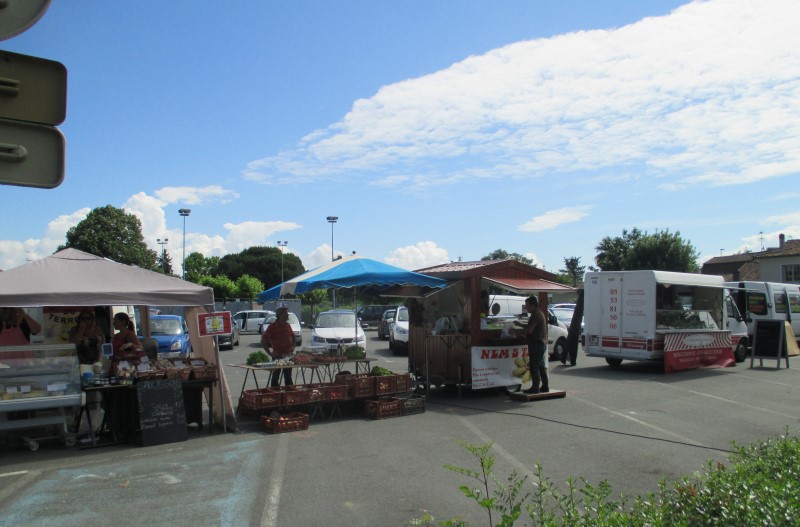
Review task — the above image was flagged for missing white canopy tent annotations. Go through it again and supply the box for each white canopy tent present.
[0,248,236,430]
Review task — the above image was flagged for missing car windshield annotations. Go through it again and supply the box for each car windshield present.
[151,318,182,335]
[265,313,300,325]
[551,309,574,323]
[316,313,356,328]
[397,308,409,322]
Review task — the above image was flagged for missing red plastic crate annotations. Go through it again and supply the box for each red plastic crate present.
[262,412,309,433]
[365,397,403,420]
[347,374,375,398]
[268,386,309,406]
[374,375,397,395]
[241,388,282,409]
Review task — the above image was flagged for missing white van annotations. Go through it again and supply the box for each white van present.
[486,294,569,360]
[725,281,800,352]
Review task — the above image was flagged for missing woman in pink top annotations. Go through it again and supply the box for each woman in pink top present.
[0,307,41,347]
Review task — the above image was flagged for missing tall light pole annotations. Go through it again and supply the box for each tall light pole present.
[179,208,191,279]
[277,240,288,289]
[157,237,169,273]
[327,216,338,308]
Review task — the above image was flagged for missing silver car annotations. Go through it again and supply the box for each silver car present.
[258,311,303,347]
[232,310,274,333]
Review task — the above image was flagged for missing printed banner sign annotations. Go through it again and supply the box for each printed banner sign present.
[197,311,231,337]
[663,331,734,373]
[471,344,530,389]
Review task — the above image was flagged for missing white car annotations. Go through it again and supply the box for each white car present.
[232,310,274,333]
[388,306,410,354]
[258,311,303,347]
[310,310,366,353]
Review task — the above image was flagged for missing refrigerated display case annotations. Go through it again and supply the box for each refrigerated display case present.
[0,344,81,450]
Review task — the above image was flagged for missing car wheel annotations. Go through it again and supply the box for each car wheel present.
[734,340,747,362]
[605,358,623,367]
[551,338,566,362]
[389,334,395,351]
[234,336,239,346]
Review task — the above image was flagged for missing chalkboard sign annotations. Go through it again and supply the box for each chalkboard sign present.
[750,319,788,369]
[136,379,188,447]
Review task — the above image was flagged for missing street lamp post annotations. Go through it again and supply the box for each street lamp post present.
[327,216,338,308]
[277,241,288,291]
[179,208,191,280]
[157,237,169,273]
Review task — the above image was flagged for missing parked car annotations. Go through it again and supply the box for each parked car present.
[550,303,576,309]
[144,314,192,357]
[377,309,395,340]
[310,309,366,353]
[218,319,240,350]
[388,306,409,354]
[258,311,303,347]
[232,310,274,333]
[551,307,584,334]
[356,304,399,329]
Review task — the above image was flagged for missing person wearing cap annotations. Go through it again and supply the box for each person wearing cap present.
[514,295,549,394]
[261,306,295,386]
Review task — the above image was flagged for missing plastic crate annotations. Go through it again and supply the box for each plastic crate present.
[374,375,397,395]
[324,383,348,400]
[305,383,327,403]
[345,374,375,398]
[401,395,426,415]
[269,386,309,406]
[241,388,282,410]
[395,373,412,393]
[365,397,403,420]
[262,412,309,434]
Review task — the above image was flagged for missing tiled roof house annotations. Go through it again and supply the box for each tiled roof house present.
[701,233,800,284]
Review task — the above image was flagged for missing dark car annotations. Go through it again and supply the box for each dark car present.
[377,309,395,340]
[357,304,399,329]
[218,319,240,350]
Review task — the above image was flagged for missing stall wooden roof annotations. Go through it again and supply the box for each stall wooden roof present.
[416,258,569,288]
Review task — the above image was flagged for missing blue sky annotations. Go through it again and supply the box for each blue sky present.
[1,0,798,279]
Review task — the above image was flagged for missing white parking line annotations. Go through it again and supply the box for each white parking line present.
[650,381,800,420]
[260,433,290,527]
[457,415,540,486]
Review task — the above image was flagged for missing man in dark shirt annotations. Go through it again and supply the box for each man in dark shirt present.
[261,306,296,387]
[515,295,549,394]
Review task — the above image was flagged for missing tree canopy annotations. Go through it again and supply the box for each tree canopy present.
[217,246,305,288]
[481,249,534,266]
[559,256,586,286]
[594,228,700,272]
[58,205,158,269]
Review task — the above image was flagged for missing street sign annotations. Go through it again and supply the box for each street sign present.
[0,0,51,42]
[0,118,63,188]
[0,50,66,188]
[198,312,233,337]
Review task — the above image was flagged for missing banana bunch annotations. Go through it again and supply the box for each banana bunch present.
[511,357,531,384]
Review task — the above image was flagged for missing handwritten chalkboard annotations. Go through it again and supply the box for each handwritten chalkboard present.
[750,319,788,369]
[136,379,188,447]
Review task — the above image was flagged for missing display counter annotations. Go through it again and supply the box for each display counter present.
[0,344,81,450]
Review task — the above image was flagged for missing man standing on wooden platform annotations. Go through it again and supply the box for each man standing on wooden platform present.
[515,295,549,394]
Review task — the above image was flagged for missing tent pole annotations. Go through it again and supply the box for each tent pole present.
[214,334,226,433]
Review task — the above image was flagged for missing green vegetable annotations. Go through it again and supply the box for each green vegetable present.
[371,366,393,376]
[246,351,269,365]
[344,345,366,359]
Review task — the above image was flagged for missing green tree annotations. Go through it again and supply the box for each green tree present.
[218,246,304,287]
[559,256,586,287]
[595,228,700,272]
[236,274,265,301]
[58,205,157,268]
[199,274,238,300]
[302,289,328,322]
[157,249,174,275]
[184,252,220,283]
[481,249,534,266]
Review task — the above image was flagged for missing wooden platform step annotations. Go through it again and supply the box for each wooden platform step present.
[509,389,566,402]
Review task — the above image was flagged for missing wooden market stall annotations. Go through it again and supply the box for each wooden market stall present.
[407,259,575,391]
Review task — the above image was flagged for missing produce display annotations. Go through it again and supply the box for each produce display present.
[370,366,393,376]
[246,351,269,365]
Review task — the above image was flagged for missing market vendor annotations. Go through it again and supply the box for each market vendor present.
[261,306,295,387]
[111,312,144,360]
[0,307,42,347]
[69,308,106,352]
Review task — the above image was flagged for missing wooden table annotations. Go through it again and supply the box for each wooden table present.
[227,363,322,399]
[313,357,378,382]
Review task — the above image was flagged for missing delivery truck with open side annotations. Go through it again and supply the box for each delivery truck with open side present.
[583,271,746,369]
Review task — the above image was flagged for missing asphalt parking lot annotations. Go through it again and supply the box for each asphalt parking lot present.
[2,329,799,526]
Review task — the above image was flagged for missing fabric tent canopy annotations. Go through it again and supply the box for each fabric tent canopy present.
[257,254,449,301]
[0,248,214,307]
[0,249,237,431]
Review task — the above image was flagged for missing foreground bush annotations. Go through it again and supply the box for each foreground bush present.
[411,429,800,527]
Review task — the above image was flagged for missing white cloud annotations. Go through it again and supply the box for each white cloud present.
[243,0,800,195]
[155,185,239,205]
[519,206,592,233]
[384,241,450,270]
[222,221,303,254]
[763,212,800,225]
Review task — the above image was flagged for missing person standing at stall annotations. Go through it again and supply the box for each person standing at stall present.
[515,295,549,394]
[261,306,295,387]
[111,312,143,360]
[0,307,42,346]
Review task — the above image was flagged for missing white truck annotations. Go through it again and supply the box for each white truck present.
[584,271,747,367]
[724,281,800,354]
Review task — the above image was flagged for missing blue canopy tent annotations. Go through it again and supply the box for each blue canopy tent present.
[257,254,449,301]
[257,255,449,352]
